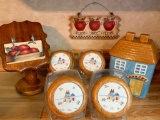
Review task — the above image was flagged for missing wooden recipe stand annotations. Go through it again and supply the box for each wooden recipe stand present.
[0,21,50,95]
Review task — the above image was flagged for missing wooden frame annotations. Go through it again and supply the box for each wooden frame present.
[0,21,50,95]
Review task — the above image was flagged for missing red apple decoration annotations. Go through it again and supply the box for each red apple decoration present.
[89,18,100,31]
[19,49,31,55]
[8,50,18,57]
[74,17,86,31]
[103,18,115,31]
[30,48,39,53]
[17,44,30,51]
[11,46,18,50]
[7,44,40,58]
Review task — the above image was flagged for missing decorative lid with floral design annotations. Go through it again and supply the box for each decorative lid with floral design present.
[91,76,132,118]
[49,50,74,72]
[78,50,105,76]
[46,76,88,119]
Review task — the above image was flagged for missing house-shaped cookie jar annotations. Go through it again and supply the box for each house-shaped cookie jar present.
[109,32,159,98]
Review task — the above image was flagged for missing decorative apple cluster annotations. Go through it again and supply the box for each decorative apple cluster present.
[6,35,40,58]
[6,44,39,58]
[70,15,120,39]
[74,17,115,31]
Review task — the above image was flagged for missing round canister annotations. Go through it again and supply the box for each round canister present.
[46,76,88,119]
[78,50,105,76]
[49,50,74,72]
[91,76,132,118]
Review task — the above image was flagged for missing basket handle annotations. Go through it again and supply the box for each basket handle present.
[77,2,114,17]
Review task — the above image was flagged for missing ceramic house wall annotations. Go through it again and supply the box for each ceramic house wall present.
[109,56,156,98]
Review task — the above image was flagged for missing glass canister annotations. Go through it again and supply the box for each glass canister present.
[45,69,88,120]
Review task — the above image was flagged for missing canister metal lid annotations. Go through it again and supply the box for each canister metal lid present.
[78,50,105,76]
[49,50,74,72]
[91,76,132,118]
[46,76,88,119]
